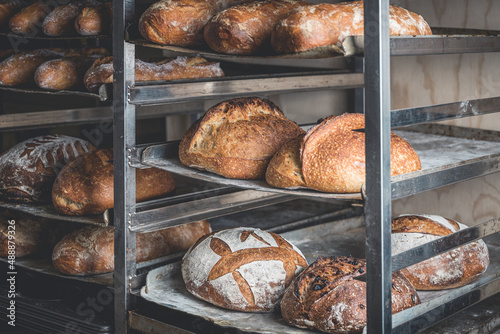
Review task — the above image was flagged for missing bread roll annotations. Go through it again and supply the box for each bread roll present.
[0,49,64,87]
[281,256,420,333]
[271,1,432,54]
[0,135,95,203]
[42,0,98,36]
[74,2,111,36]
[265,113,421,193]
[52,220,212,275]
[204,0,307,55]
[182,227,308,312]
[9,1,50,36]
[52,148,176,216]
[83,55,224,92]
[392,214,490,290]
[179,97,304,179]
[35,56,95,90]
[138,0,252,47]
[0,0,31,26]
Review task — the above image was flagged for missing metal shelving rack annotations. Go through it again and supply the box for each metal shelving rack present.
[112,1,500,334]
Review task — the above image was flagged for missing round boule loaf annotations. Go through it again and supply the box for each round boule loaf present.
[181,227,308,312]
[392,214,490,290]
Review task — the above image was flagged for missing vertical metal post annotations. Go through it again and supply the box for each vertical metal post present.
[113,0,136,332]
[364,0,392,333]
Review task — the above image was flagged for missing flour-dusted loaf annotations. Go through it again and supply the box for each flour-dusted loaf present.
[52,220,211,275]
[204,0,308,55]
[138,0,252,47]
[9,1,50,35]
[0,0,31,26]
[271,1,432,54]
[42,0,100,36]
[266,113,421,193]
[0,135,95,203]
[179,97,304,179]
[52,148,176,215]
[35,55,96,90]
[392,214,490,290]
[281,256,420,333]
[74,1,112,36]
[83,56,224,92]
[182,227,308,312]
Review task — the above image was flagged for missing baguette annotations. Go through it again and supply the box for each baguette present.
[0,0,31,27]
[179,96,305,179]
[138,0,252,47]
[271,1,432,54]
[42,0,99,36]
[74,1,111,36]
[83,55,224,92]
[53,221,212,275]
[35,56,96,90]
[52,148,176,215]
[204,0,308,55]
[9,1,50,36]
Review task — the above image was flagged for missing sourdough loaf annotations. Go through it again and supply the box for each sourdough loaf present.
[271,1,432,54]
[0,135,95,203]
[265,113,421,193]
[138,0,252,47]
[281,256,420,333]
[0,0,31,26]
[204,0,308,55]
[9,1,50,36]
[182,227,308,312]
[392,214,490,290]
[52,220,211,275]
[35,55,96,90]
[52,148,176,215]
[74,1,112,36]
[83,56,224,92]
[179,97,304,179]
[42,0,100,36]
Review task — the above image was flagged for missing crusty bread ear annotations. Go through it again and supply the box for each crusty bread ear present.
[265,134,306,188]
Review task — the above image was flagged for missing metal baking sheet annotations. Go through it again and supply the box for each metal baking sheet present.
[0,83,110,101]
[0,31,110,40]
[140,218,500,334]
[140,130,500,201]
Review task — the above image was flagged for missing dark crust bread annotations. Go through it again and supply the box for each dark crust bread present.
[8,1,50,36]
[203,0,308,55]
[0,135,95,203]
[74,2,112,36]
[392,215,490,290]
[271,1,432,54]
[179,97,305,179]
[281,256,420,333]
[35,56,95,90]
[0,0,31,26]
[52,148,176,215]
[52,221,211,275]
[265,134,305,188]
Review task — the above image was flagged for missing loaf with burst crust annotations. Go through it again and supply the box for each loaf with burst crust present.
[392,214,490,290]
[179,97,305,179]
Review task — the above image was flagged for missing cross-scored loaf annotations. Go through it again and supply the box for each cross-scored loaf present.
[181,227,308,312]
[392,214,490,290]
[280,256,420,333]
[179,97,304,179]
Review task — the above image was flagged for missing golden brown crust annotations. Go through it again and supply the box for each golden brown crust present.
[179,97,305,179]
[74,2,112,36]
[0,0,31,26]
[9,1,50,36]
[138,0,252,47]
[52,221,211,275]
[35,56,95,90]
[52,148,176,215]
[271,1,432,54]
[265,134,305,188]
[204,0,308,55]
[281,256,420,333]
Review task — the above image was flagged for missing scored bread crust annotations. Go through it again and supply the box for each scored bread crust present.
[179,97,305,179]
[52,148,176,215]
[271,1,432,54]
[280,256,420,333]
[392,214,490,290]
[181,227,308,312]
[265,134,306,188]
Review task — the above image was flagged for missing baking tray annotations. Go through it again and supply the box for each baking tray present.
[0,30,110,40]
[139,218,500,334]
[139,129,500,201]
[0,83,110,101]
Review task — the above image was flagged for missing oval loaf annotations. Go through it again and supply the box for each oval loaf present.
[271,1,432,54]
[181,227,308,312]
[392,214,490,290]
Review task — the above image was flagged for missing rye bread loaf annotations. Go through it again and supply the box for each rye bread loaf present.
[83,56,224,92]
[182,227,308,312]
[0,135,95,203]
[203,0,308,55]
[74,1,111,36]
[52,220,211,275]
[265,113,421,193]
[138,0,252,47]
[271,1,432,54]
[8,1,50,36]
[392,214,490,290]
[179,97,304,179]
[0,0,31,26]
[52,148,176,215]
[281,256,420,333]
